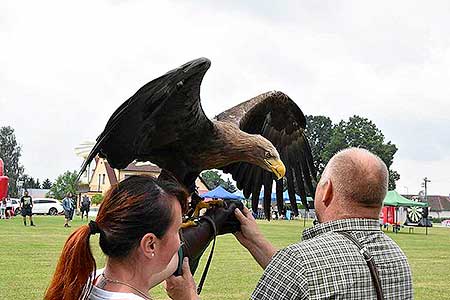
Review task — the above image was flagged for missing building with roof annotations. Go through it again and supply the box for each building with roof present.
[424,195,450,218]
[79,157,209,198]
[75,142,209,202]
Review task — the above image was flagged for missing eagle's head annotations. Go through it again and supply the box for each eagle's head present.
[210,122,286,180]
[252,136,286,180]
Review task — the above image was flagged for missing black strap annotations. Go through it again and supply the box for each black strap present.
[337,231,384,300]
[196,215,217,295]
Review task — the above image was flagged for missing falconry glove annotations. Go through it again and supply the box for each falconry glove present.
[177,200,244,275]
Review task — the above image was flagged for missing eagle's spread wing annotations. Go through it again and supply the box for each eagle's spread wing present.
[79,58,214,187]
[216,91,316,218]
[78,58,316,220]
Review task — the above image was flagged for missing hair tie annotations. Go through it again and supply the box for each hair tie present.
[88,220,101,235]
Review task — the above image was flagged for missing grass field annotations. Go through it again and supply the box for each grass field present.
[0,215,449,299]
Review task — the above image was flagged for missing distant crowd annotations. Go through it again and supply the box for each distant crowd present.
[0,192,92,227]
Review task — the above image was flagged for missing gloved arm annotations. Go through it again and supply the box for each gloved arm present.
[204,200,244,235]
[179,200,244,274]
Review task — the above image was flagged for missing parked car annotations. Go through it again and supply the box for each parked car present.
[32,198,64,215]
[441,220,450,227]
[8,198,21,215]
[89,206,99,217]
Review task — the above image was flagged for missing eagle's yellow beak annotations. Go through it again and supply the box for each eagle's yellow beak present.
[264,158,286,180]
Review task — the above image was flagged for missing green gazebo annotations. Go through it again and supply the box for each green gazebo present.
[383,190,427,207]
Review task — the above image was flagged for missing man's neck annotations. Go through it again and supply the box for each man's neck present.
[320,207,381,223]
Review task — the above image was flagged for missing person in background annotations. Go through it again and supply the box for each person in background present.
[5,197,13,218]
[0,198,6,219]
[62,192,75,227]
[80,194,91,221]
[44,175,199,300]
[234,148,413,299]
[20,191,35,226]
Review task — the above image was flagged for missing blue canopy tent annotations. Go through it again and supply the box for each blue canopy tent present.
[234,189,314,223]
[200,186,242,200]
[232,190,247,200]
[234,189,312,203]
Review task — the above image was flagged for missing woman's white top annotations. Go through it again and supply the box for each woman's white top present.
[88,268,146,300]
[88,285,146,300]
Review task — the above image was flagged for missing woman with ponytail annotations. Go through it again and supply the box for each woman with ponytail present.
[44,175,199,300]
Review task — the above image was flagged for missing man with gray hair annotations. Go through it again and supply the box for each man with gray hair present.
[234,147,413,299]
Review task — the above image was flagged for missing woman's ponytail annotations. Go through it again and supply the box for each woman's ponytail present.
[44,225,97,300]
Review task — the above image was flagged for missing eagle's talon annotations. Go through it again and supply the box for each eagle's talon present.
[207,199,225,207]
[180,220,198,229]
[192,199,225,218]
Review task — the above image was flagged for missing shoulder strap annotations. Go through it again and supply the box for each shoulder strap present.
[336,231,384,300]
[196,215,217,295]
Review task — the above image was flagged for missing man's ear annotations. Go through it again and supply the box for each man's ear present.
[321,179,333,207]
[140,233,157,259]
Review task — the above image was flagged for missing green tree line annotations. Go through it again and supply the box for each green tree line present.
[1,114,400,200]
[305,115,400,190]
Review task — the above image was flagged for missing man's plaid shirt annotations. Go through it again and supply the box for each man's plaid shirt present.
[251,218,413,299]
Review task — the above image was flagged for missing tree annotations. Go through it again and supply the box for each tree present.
[222,178,237,193]
[200,170,237,192]
[91,194,103,205]
[322,115,400,189]
[42,178,52,189]
[388,170,400,191]
[19,174,41,189]
[48,171,79,200]
[200,170,223,189]
[305,115,334,175]
[0,126,24,196]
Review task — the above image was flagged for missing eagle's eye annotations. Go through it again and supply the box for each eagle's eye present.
[265,152,271,159]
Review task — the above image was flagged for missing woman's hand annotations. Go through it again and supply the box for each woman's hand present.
[164,257,199,300]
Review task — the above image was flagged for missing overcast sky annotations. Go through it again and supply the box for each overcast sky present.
[1,0,449,195]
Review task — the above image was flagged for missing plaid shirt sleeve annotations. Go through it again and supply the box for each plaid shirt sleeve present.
[251,248,308,300]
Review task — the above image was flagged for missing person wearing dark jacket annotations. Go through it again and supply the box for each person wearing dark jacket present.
[62,192,75,227]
